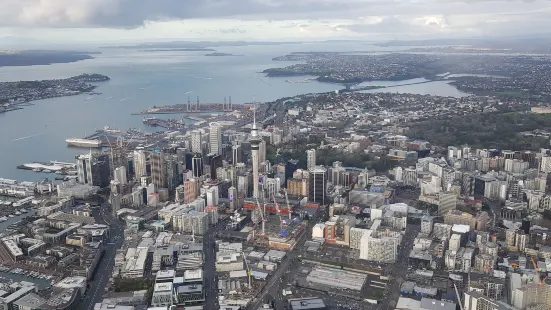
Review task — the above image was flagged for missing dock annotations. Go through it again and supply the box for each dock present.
[132,96,249,115]
[142,118,185,130]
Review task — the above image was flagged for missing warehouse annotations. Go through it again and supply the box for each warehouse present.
[306,266,367,291]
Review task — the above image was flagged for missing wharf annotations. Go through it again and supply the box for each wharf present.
[142,117,185,130]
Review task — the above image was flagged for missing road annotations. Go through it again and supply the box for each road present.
[204,218,230,310]
[378,224,420,310]
[79,203,125,310]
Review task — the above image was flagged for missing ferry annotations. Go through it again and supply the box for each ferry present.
[65,138,102,148]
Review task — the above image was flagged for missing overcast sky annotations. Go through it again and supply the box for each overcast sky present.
[0,0,549,43]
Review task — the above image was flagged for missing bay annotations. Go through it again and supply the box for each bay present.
[0,42,468,181]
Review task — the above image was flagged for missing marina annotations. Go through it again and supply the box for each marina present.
[0,265,54,290]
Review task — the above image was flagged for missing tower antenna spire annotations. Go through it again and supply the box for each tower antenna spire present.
[253,105,256,127]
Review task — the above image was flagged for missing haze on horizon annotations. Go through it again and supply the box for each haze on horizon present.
[0,0,550,45]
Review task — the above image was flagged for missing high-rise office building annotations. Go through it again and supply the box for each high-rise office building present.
[232,144,243,164]
[309,166,327,205]
[176,148,187,174]
[184,178,198,203]
[228,186,238,210]
[259,139,267,163]
[150,151,165,189]
[209,154,222,179]
[285,160,299,181]
[76,152,110,188]
[209,122,222,155]
[191,130,202,154]
[165,154,180,190]
[306,149,316,169]
[192,155,203,178]
[114,166,128,185]
[133,150,147,178]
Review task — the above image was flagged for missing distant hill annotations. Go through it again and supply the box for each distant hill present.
[0,50,98,67]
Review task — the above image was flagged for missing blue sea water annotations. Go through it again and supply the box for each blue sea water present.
[0,42,466,181]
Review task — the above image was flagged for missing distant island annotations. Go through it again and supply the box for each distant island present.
[205,52,243,57]
[141,48,216,52]
[0,50,99,67]
[102,40,302,49]
[0,73,110,113]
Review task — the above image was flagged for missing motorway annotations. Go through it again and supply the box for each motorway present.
[79,203,125,310]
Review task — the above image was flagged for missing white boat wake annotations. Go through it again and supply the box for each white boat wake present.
[120,96,133,102]
[13,133,43,141]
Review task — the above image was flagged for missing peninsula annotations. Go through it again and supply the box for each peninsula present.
[0,50,99,67]
[0,73,110,113]
[141,48,216,52]
[205,52,242,56]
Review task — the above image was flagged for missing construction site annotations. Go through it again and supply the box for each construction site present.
[245,194,307,251]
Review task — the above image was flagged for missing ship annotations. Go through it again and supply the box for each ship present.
[66,138,102,148]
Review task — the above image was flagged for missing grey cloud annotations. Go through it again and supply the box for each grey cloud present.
[0,0,547,29]
[341,18,426,34]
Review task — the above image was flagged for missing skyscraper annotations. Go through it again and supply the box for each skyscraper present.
[209,122,222,155]
[192,155,203,178]
[232,144,243,164]
[191,130,202,154]
[249,109,262,198]
[309,166,327,205]
[307,149,316,169]
[133,150,147,178]
[76,152,110,188]
[150,150,165,189]
[259,139,267,163]
[114,166,128,185]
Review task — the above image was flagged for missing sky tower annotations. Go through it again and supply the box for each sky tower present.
[249,106,262,199]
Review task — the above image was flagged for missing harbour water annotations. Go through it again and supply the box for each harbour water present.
[0,42,471,181]
[0,209,36,231]
[0,268,52,290]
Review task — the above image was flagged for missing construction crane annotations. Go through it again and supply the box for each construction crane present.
[531,256,547,284]
[453,283,464,310]
[273,194,284,229]
[255,198,266,236]
[242,251,252,289]
[284,188,292,220]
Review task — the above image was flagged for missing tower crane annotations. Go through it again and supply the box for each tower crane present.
[453,283,464,310]
[242,251,252,289]
[255,198,266,236]
[531,256,547,284]
[284,188,292,220]
[273,194,284,229]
